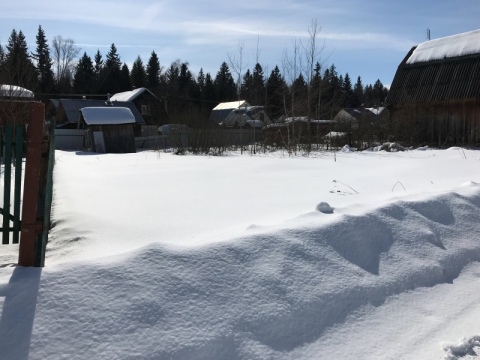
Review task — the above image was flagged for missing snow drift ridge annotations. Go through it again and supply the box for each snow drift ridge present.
[5,188,480,359]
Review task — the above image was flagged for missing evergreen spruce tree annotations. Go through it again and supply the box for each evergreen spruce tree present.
[73,52,95,94]
[99,43,122,94]
[240,69,253,102]
[203,73,216,110]
[4,29,37,89]
[120,63,132,91]
[354,76,364,105]
[130,56,147,88]
[146,51,161,89]
[252,63,265,105]
[342,73,355,107]
[266,65,284,120]
[213,62,236,103]
[32,25,55,94]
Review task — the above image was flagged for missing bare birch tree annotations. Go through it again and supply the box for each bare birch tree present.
[51,36,81,92]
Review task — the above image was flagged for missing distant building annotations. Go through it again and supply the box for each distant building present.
[78,107,136,153]
[209,100,250,125]
[111,87,168,131]
[48,98,146,136]
[386,29,480,145]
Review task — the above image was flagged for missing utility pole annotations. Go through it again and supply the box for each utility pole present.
[427,29,431,41]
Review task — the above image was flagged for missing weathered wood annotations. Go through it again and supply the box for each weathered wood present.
[19,103,44,267]
[39,122,55,267]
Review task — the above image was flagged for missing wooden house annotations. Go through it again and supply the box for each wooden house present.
[209,100,250,125]
[110,87,168,133]
[385,29,480,146]
[78,107,136,153]
[49,98,146,136]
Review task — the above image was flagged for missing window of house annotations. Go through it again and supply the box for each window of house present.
[141,105,150,115]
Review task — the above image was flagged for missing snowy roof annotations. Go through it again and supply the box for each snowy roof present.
[210,101,252,124]
[406,29,480,64]
[57,99,146,125]
[0,84,34,98]
[110,87,160,102]
[366,107,385,115]
[80,107,135,126]
[212,100,249,110]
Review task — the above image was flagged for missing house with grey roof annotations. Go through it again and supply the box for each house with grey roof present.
[49,98,146,135]
[111,87,168,130]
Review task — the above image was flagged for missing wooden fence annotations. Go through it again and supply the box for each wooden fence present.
[0,102,55,267]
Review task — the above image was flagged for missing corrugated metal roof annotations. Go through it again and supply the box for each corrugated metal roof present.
[0,85,34,98]
[58,99,146,125]
[386,52,480,105]
[80,107,135,125]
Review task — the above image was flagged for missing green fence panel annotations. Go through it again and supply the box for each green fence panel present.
[13,125,23,244]
[2,124,13,244]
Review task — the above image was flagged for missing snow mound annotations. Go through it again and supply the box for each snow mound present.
[415,146,428,151]
[316,202,334,213]
[372,142,408,152]
[341,145,356,153]
[447,147,462,151]
[3,189,480,359]
[443,336,480,360]
[460,181,479,187]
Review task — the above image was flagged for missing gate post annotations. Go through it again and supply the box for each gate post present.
[18,102,46,267]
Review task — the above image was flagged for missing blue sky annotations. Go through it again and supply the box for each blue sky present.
[1,0,479,88]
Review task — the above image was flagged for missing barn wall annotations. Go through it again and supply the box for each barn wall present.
[390,97,480,146]
[90,124,136,153]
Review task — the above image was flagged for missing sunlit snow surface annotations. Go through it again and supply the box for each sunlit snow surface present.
[1,148,480,359]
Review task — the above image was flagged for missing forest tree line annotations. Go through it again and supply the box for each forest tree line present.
[0,25,389,125]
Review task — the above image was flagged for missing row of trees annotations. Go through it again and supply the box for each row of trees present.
[0,25,389,125]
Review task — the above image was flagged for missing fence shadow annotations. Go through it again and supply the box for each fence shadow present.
[0,267,42,360]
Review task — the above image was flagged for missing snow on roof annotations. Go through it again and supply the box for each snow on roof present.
[0,84,34,98]
[366,107,385,115]
[110,87,162,104]
[212,100,249,110]
[80,107,135,126]
[406,29,480,64]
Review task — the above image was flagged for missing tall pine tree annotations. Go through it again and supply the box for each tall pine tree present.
[213,62,236,103]
[130,56,147,88]
[3,29,37,89]
[32,25,54,94]
[73,52,95,94]
[146,51,161,89]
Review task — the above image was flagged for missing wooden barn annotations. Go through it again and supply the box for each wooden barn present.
[386,29,480,146]
[78,107,136,153]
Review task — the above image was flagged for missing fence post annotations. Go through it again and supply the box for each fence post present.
[18,103,45,267]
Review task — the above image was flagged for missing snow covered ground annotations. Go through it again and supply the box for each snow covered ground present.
[1,147,480,359]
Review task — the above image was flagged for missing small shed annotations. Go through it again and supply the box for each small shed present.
[78,107,136,153]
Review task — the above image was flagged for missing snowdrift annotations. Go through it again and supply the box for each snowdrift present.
[2,186,480,359]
